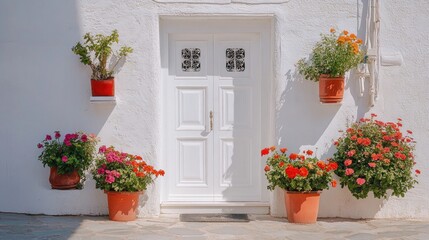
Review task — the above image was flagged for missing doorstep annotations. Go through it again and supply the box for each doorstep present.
[160,202,270,214]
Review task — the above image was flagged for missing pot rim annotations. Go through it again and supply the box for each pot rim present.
[319,74,345,79]
[91,77,115,81]
[284,190,322,194]
[104,190,144,195]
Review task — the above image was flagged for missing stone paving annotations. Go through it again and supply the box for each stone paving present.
[1,213,429,240]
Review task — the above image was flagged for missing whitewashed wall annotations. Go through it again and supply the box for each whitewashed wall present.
[0,0,428,218]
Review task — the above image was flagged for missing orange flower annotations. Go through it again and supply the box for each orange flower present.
[158,169,165,176]
[136,155,142,160]
[270,146,276,151]
[350,33,357,39]
[306,150,314,155]
[343,30,349,35]
[356,38,363,44]
[264,165,270,172]
[280,148,287,153]
[330,28,336,33]
[331,180,337,187]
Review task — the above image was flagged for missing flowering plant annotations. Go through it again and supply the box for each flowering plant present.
[332,114,420,199]
[92,146,165,192]
[261,147,337,192]
[37,131,98,178]
[297,28,364,81]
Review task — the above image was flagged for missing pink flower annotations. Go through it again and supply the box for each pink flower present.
[62,156,68,163]
[110,170,121,178]
[54,131,61,139]
[356,178,366,185]
[99,145,107,153]
[345,168,354,176]
[368,162,376,168]
[344,159,352,167]
[45,135,52,141]
[65,134,72,140]
[64,140,71,146]
[81,134,88,142]
[37,143,43,149]
[105,175,115,184]
[347,150,356,157]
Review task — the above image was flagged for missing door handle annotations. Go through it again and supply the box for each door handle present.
[209,111,213,131]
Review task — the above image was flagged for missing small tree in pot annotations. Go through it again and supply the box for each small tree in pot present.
[72,30,133,96]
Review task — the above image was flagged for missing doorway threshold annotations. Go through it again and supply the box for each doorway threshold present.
[160,202,270,214]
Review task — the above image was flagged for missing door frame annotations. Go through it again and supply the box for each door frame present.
[159,16,275,205]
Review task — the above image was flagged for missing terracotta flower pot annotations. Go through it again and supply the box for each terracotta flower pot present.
[106,191,142,221]
[91,78,115,96]
[49,167,80,190]
[319,74,344,103]
[284,191,321,224]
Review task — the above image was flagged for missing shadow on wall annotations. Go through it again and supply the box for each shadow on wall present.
[0,0,113,218]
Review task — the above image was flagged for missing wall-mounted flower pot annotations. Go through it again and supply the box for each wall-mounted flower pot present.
[106,191,142,221]
[49,167,80,189]
[319,75,344,103]
[91,78,115,96]
[284,191,321,224]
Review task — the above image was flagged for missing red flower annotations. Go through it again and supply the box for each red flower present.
[298,167,309,177]
[356,178,366,185]
[331,180,337,187]
[285,166,299,179]
[279,162,285,167]
[327,162,338,171]
[317,161,326,170]
[347,150,356,157]
[368,162,376,168]
[344,159,352,167]
[299,155,305,161]
[371,153,381,161]
[383,136,391,141]
[345,168,354,176]
[289,153,298,160]
[397,118,402,121]
[415,169,421,175]
[270,146,276,151]
[158,170,165,176]
[264,165,270,172]
[351,135,357,141]
[280,148,287,153]
[407,130,413,134]
[261,148,270,156]
[306,150,314,155]
[371,113,377,117]
[334,141,339,146]
[274,154,279,159]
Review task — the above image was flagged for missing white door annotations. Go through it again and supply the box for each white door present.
[164,32,262,202]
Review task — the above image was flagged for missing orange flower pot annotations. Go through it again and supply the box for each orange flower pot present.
[106,191,142,221]
[319,74,344,103]
[49,167,80,189]
[91,78,115,96]
[284,191,321,224]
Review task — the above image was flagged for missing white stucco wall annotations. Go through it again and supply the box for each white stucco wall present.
[0,0,428,218]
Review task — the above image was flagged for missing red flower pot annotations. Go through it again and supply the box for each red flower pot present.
[319,74,344,103]
[284,191,321,224]
[91,78,115,96]
[49,167,80,190]
[106,191,142,221]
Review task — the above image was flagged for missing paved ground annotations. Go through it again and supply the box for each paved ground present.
[1,213,429,240]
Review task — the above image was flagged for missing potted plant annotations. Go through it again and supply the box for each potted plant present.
[92,146,165,221]
[72,30,133,96]
[332,114,420,199]
[37,131,98,189]
[261,146,337,224]
[297,28,364,103]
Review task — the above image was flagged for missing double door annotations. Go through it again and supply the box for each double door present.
[164,33,262,201]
